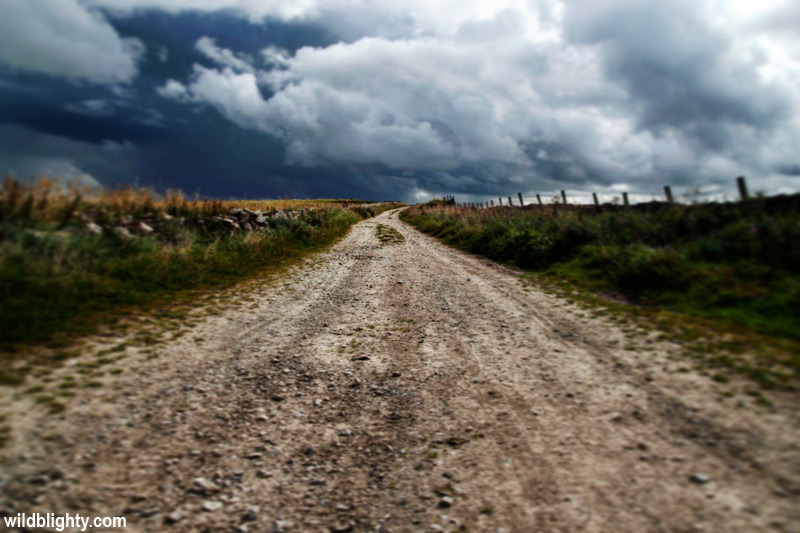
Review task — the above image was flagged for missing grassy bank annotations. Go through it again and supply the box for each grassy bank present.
[401,198,800,385]
[0,178,398,357]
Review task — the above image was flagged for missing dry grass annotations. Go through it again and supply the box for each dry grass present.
[0,177,404,365]
[0,176,377,225]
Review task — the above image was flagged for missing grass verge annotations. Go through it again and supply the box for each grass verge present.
[401,198,800,389]
[0,178,401,381]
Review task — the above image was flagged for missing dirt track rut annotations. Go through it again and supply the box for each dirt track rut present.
[2,208,799,532]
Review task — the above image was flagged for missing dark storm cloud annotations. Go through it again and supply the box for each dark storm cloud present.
[778,164,800,176]
[562,0,791,148]
[0,124,138,186]
[0,9,349,198]
[1,1,799,202]
[0,91,165,146]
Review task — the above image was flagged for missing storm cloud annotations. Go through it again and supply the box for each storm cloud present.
[0,0,143,83]
[1,0,799,201]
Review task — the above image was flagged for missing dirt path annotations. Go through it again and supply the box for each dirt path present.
[2,208,799,532]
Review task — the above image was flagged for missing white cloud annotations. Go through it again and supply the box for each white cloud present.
[158,28,634,176]
[159,65,270,131]
[196,36,255,72]
[82,0,550,39]
[0,0,143,83]
[157,79,191,101]
[145,0,800,195]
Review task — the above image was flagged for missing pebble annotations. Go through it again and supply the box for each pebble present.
[202,500,223,512]
[164,510,185,524]
[690,474,711,484]
[275,519,295,531]
[191,477,220,494]
[242,506,259,522]
[438,496,453,509]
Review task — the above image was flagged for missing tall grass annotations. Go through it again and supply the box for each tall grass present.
[401,198,800,341]
[0,178,397,353]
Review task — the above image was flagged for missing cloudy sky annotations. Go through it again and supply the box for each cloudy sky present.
[1,0,799,203]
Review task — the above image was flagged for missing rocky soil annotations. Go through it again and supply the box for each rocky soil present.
[80,202,400,238]
[1,208,798,532]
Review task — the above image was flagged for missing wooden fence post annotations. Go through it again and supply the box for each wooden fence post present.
[737,176,749,201]
[664,186,674,203]
[536,194,542,205]
[490,200,494,207]
[518,192,524,207]
[561,190,567,204]
[498,197,503,206]
[508,196,513,207]
[592,192,599,206]
[623,192,629,206]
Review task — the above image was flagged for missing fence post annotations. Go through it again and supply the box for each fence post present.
[536,194,542,205]
[561,190,567,204]
[490,200,494,207]
[623,192,629,206]
[736,176,749,201]
[518,192,524,207]
[508,196,513,207]
[592,192,599,206]
[664,186,674,203]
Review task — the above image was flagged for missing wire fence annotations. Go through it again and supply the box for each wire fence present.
[443,177,753,209]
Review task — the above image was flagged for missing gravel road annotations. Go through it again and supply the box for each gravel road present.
[1,208,798,532]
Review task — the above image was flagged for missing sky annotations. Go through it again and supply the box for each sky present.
[1,0,799,203]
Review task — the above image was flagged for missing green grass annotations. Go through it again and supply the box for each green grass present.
[375,224,405,244]
[0,209,360,352]
[0,180,401,372]
[401,198,800,383]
